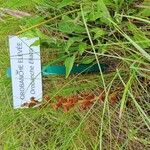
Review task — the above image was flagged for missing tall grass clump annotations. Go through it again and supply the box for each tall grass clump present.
[0,0,150,149]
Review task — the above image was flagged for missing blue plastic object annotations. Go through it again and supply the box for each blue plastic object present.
[7,63,108,77]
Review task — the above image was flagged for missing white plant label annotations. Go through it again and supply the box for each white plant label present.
[9,36,43,109]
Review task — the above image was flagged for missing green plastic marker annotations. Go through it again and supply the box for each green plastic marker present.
[8,36,109,109]
[7,63,108,77]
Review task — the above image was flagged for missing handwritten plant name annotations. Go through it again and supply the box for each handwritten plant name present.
[17,42,36,100]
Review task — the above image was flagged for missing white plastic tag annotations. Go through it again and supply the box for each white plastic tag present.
[9,36,43,109]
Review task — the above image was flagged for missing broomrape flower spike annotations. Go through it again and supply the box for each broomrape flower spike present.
[41,88,120,112]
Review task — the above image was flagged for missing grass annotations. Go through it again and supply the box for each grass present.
[0,0,150,149]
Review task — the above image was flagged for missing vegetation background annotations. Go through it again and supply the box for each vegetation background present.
[0,0,150,149]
